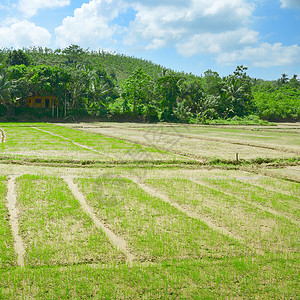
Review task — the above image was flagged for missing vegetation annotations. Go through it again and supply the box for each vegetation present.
[0,46,299,122]
[77,177,246,261]
[0,123,299,298]
[16,175,125,266]
[145,178,299,253]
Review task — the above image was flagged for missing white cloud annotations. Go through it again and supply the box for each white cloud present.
[52,0,299,70]
[0,20,51,48]
[55,0,126,48]
[125,0,255,54]
[18,0,70,18]
[176,28,259,56]
[55,0,256,54]
[145,39,167,50]
[280,0,300,9]
[217,43,300,67]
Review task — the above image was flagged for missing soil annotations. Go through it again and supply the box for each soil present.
[5,175,25,267]
[0,128,6,143]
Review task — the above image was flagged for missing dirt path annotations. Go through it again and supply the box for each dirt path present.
[190,178,300,227]
[5,175,25,267]
[31,126,113,158]
[129,177,264,255]
[63,176,135,264]
[0,128,6,143]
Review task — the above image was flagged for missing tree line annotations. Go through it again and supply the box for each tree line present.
[0,46,299,122]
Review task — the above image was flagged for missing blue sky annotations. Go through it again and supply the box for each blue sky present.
[0,0,299,80]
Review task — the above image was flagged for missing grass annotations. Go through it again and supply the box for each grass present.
[37,124,179,161]
[0,176,17,268]
[145,178,299,255]
[70,122,300,160]
[0,122,299,298]
[0,256,298,299]
[16,175,125,267]
[76,176,247,262]
[242,175,300,196]
[200,178,300,222]
[0,124,97,160]
[0,123,180,162]
[203,115,272,125]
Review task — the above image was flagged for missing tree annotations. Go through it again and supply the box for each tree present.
[123,67,152,117]
[203,69,222,96]
[157,70,183,121]
[179,78,205,114]
[85,65,118,116]
[62,45,85,66]
[0,66,15,116]
[6,49,30,67]
[277,73,289,86]
[289,74,300,89]
[218,65,255,118]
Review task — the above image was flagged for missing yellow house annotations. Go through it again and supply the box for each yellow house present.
[25,95,57,108]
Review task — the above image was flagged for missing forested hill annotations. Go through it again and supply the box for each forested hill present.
[18,45,166,83]
[0,45,299,122]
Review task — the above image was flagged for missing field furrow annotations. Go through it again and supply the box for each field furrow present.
[144,178,299,254]
[113,125,300,154]
[0,176,17,268]
[5,176,25,267]
[32,127,113,158]
[130,177,255,252]
[199,178,300,222]
[237,176,300,198]
[16,175,125,267]
[63,176,135,263]
[0,125,99,160]
[76,176,248,263]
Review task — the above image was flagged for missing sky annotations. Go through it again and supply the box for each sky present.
[0,0,300,80]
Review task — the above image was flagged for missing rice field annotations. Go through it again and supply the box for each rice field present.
[0,122,299,298]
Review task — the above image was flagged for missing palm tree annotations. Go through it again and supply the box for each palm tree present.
[219,66,254,118]
[0,66,11,100]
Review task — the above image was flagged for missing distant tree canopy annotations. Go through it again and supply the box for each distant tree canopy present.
[6,49,31,67]
[0,47,299,122]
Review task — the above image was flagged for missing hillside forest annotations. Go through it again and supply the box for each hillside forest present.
[0,45,299,122]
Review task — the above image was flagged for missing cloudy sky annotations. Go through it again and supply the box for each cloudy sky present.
[0,0,299,79]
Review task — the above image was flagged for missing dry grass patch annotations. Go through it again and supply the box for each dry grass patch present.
[71,125,297,160]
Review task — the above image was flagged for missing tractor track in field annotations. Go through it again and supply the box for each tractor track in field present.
[190,178,300,227]
[5,175,25,267]
[0,128,6,143]
[31,126,113,159]
[129,176,265,256]
[63,176,135,264]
